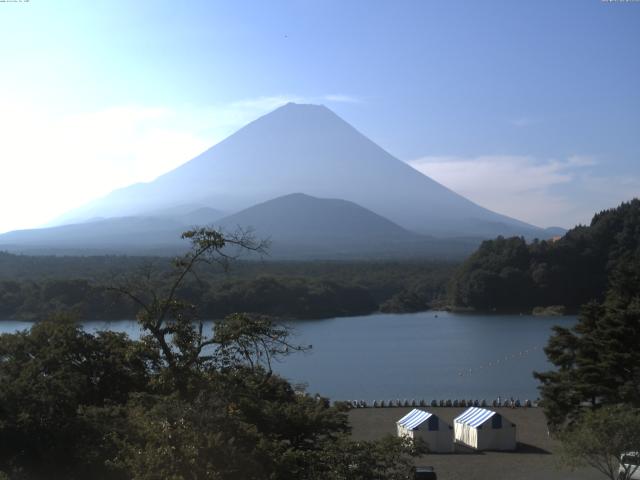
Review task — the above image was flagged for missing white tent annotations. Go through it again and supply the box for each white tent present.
[454,407,516,451]
[396,409,454,453]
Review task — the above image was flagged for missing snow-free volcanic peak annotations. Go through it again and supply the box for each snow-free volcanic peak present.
[49,102,542,238]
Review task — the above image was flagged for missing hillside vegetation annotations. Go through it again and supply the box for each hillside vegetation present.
[448,199,640,312]
[0,229,422,479]
[0,255,455,320]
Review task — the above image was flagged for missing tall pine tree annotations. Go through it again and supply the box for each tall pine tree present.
[535,256,640,429]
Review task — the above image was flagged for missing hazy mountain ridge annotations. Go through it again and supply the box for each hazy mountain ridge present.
[2,103,565,258]
[213,193,480,259]
[51,103,548,237]
[0,193,481,259]
[216,193,414,242]
[0,217,186,251]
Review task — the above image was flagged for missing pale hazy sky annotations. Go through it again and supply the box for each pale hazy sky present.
[0,0,638,233]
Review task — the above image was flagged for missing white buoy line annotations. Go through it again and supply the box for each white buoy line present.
[456,345,540,377]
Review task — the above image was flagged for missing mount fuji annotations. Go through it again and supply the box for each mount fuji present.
[1,103,556,257]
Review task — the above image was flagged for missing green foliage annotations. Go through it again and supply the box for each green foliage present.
[0,278,131,320]
[111,392,266,480]
[379,274,447,313]
[0,316,152,479]
[449,199,640,311]
[535,248,640,428]
[0,255,455,321]
[292,434,423,480]
[0,228,422,478]
[448,236,537,310]
[203,276,377,319]
[559,406,640,480]
[212,313,305,373]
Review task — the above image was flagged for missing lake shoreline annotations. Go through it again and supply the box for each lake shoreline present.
[0,303,579,324]
[0,311,576,402]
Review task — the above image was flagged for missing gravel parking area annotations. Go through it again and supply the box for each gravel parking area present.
[348,407,604,480]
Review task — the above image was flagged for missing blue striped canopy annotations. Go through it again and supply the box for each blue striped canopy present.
[397,409,433,430]
[454,407,496,428]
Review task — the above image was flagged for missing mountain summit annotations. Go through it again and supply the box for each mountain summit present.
[53,102,541,238]
[217,192,413,242]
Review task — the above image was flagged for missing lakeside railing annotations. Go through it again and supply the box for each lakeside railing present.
[338,398,538,409]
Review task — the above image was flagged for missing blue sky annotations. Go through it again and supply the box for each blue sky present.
[0,0,638,232]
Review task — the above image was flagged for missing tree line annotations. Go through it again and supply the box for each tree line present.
[0,229,423,479]
[0,255,455,321]
[528,200,640,479]
[448,199,640,312]
[534,245,640,479]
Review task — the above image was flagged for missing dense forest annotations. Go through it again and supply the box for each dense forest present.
[448,199,640,312]
[0,229,423,479]
[531,220,640,478]
[535,249,640,427]
[0,253,455,320]
[3,199,639,320]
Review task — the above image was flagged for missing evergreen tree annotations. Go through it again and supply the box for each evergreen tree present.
[0,229,422,479]
[449,199,640,312]
[535,257,640,429]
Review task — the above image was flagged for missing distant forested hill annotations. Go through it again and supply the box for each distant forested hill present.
[448,199,640,312]
[0,254,455,320]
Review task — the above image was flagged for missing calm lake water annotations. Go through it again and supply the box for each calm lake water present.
[0,311,575,402]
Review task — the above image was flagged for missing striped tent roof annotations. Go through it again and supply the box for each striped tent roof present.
[397,409,433,430]
[454,407,496,428]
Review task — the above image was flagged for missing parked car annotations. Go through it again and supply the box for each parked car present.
[415,466,437,480]
[620,452,640,480]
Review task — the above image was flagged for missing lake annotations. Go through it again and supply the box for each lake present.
[0,311,575,403]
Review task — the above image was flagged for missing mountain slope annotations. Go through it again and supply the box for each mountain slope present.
[146,204,223,224]
[0,217,184,254]
[216,193,413,243]
[0,193,479,259]
[213,193,479,259]
[54,103,546,238]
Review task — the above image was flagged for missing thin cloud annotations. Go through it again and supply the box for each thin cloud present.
[566,155,597,168]
[408,155,637,228]
[228,93,361,108]
[0,101,212,233]
[228,95,305,111]
[322,94,361,104]
[203,93,361,136]
[0,92,363,232]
